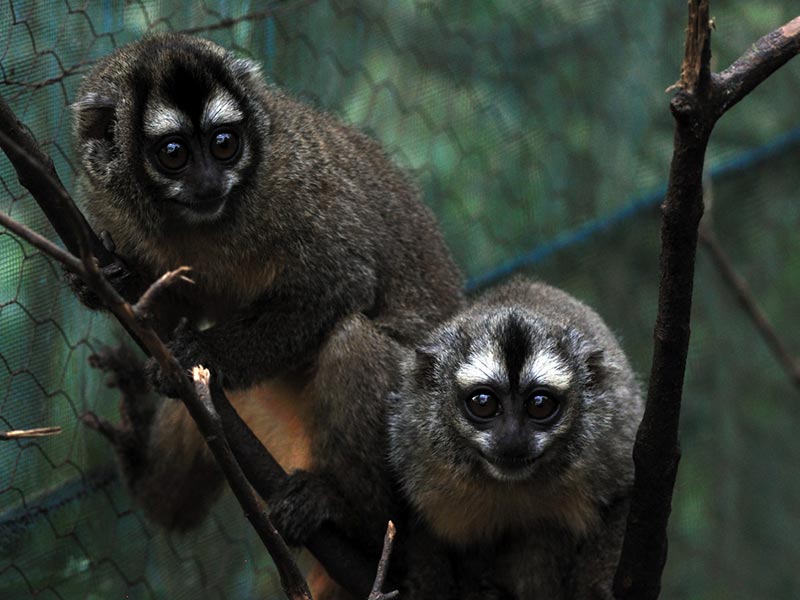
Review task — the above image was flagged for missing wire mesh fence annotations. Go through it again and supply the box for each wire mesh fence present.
[1,1,798,598]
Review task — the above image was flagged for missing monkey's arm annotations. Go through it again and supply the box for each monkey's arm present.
[572,498,631,600]
[159,263,378,391]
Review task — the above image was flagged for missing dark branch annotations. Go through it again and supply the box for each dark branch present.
[699,225,800,389]
[712,17,800,117]
[614,3,800,598]
[0,123,148,352]
[0,205,311,600]
[193,369,312,600]
[207,376,380,598]
[0,98,109,262]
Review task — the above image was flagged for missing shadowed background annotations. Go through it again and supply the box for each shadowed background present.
[1,1,798,598]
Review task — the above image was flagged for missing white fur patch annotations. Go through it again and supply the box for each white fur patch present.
[202,89,243,128]
[165,181,184,199]
[222,171,240,196]
[521,351,572,390]
[456,348,506,388]
[143,102,190,137]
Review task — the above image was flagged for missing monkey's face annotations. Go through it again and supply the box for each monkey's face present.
[409,308,604,485]
[138,85,252,225]
[74,34,266,234]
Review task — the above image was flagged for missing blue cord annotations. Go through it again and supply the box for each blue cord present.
[467,125,800,291]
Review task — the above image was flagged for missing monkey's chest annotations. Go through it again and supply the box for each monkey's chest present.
[226,381,313,473]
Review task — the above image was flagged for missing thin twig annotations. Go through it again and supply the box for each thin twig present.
[0,426,62,440]
[698,225,800,389]
[368,521,399,600]
[132,266,195,324]
[614,4,800,599]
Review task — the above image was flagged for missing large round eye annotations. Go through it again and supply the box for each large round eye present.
[210,130,240,161]
[465,390,500,420]
[527,389,559,423]
[157,139,189,171]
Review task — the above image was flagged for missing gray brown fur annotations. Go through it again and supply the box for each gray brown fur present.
[71,33,463,592]
[388,278,643,598]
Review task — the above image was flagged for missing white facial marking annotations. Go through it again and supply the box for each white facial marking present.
[143,102,190,137]
[222,171,240,196]
[521,350,572,390]
[456,348,506,389]
[166,181,184,199]
[202,89,243,129]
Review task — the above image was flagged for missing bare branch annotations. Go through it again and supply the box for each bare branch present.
[0,426,62,440]
[673,0,712,94]
[368,521,399,600]
[614,4,800,599]
[0,209,85,275]
[206,375,379,598]
[0,106,107,262]
[698,225,800,389]
[0,123,148,351]
[193,369,312,600]
[712,17,800,117]
[132,267,195,324]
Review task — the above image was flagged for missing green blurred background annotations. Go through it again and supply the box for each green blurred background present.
[1,1,798,598]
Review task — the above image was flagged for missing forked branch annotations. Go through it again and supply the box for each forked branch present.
[614,3,800,599]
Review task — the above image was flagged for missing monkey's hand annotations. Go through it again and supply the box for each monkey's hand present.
[268,471,350,547]
[145,318,210,397]
[64,258,138,311]
[63,230,148,310]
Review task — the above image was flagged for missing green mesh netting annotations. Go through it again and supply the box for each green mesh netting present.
[1,1,798,598]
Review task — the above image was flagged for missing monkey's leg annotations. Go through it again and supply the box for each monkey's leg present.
[269,313,401,545]
[85,345,225,530]
[267,314,404,599]
[571,498,630,600]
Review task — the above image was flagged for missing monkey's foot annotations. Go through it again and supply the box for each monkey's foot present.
[84,345,159,485]
[64,257,138,311]
[268,471,349,547]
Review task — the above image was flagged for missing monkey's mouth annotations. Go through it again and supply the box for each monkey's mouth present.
[166,195,228,223]
[477,452,540,482]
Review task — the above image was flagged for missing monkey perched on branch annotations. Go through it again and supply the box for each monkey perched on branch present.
[389,279,643,599]
[69,33,463,599]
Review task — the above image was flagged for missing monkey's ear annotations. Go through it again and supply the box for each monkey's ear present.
[413,343,443,390]
[231,57,262,78]
[585,349,607,392]
[72,92,118,141]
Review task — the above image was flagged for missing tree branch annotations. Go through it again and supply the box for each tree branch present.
[0,426,62,440]
[698,225,800,389]
[0,96,110,263]
[614,4,800,599]
[193,369,312,600]
[207,376,380,598]
[0,122,148,352]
